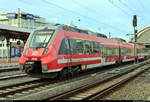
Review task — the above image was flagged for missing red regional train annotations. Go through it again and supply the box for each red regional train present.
[19,24,148,78]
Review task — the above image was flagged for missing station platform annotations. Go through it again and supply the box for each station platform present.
[0,57,20,64]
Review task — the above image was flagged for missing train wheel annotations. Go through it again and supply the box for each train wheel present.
[57,67,74,80]
[68,66,74,77]
[115,61,119,66]
[73,65,81,75]
[57,68,69,80]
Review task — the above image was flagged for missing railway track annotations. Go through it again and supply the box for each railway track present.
[0,61,134,100]
[0,78,55,100]
[45,60,150,100]
[11,59,149,100]
[0,67,19,72]
[0,59,147,100]
[0,74,27,81]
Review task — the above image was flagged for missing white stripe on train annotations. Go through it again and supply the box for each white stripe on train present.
[57,57,102,64]
[43,56,144,73]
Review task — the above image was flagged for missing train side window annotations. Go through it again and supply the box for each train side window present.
[131,48,134,56]
[107,47,112,57]
[98,43,103,54]
[124,47,127,56]
[112,48,115,57]
[115,48,118,57]
[127,48,131,56]
[116,48,119,56]
[69,39,77,54]
[93,42,99,54]
[75,39,84,55]
[121,47,125,56]
[85,41,92,54]
[58,38,68,55]
[103,47,107,57]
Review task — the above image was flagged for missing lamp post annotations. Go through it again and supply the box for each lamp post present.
[133,15,137,64]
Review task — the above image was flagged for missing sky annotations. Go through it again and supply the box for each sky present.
[0,0,150,41]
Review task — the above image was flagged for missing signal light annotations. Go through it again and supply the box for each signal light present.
[133,15,137,27]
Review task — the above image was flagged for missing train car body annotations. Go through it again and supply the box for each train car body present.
[19,24,148,78]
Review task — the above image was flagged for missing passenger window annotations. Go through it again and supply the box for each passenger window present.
[107,47,112,57]
[85,41,92,54]
[69,39,76,54]
[103,47,107,57]
[93,42,99,54]
[98,43,103,54]
[58,38,69,55]
[75,39,84,55]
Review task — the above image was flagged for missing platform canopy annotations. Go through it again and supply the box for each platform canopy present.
[0,24,34,41]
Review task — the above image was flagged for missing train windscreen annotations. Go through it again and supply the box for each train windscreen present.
[29,30,54,48]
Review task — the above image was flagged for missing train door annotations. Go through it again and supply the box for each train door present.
[58,38,74,78]
[100,44,105,64]
[118,45,122,64]
[66,39,72,67]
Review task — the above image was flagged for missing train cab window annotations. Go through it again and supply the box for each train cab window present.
[29,30,54,48]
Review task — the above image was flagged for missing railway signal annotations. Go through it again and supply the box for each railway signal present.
[133,15,137,27]
[133,15,137,64]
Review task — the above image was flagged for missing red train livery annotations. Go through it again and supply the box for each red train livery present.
[19,24,148,78]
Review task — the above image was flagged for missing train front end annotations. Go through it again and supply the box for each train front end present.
[19,26,59,78]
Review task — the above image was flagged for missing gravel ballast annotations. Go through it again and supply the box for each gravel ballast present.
[103,68,150,100]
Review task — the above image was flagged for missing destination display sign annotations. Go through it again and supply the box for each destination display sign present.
[38,31,54,34]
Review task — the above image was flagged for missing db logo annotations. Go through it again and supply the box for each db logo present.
[32,51,38,55]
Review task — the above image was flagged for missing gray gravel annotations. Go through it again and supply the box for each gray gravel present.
[0,76,39,87]
[0,71,24,77]
[103,68,150,100]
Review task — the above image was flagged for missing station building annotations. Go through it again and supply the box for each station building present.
[0,9,52,58]
[130,26,150,54]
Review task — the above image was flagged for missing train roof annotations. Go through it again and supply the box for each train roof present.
[35,24,145,49]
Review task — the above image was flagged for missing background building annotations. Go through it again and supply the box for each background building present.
[0,9,51,29]
[0,9,53,58]
[130,26,150,54]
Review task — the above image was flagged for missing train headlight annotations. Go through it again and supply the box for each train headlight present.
[42,48,49,55]
[25,48,29,56]
[42,65,48,71]
[19,64,24,70]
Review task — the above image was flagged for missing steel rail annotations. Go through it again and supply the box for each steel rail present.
[47,60,150,100]
[84,66,150,100]
[0,67,19,72]
[0,74,27,81]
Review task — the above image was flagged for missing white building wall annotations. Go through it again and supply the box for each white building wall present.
[0,11,52,58]
[0,39,23,58]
